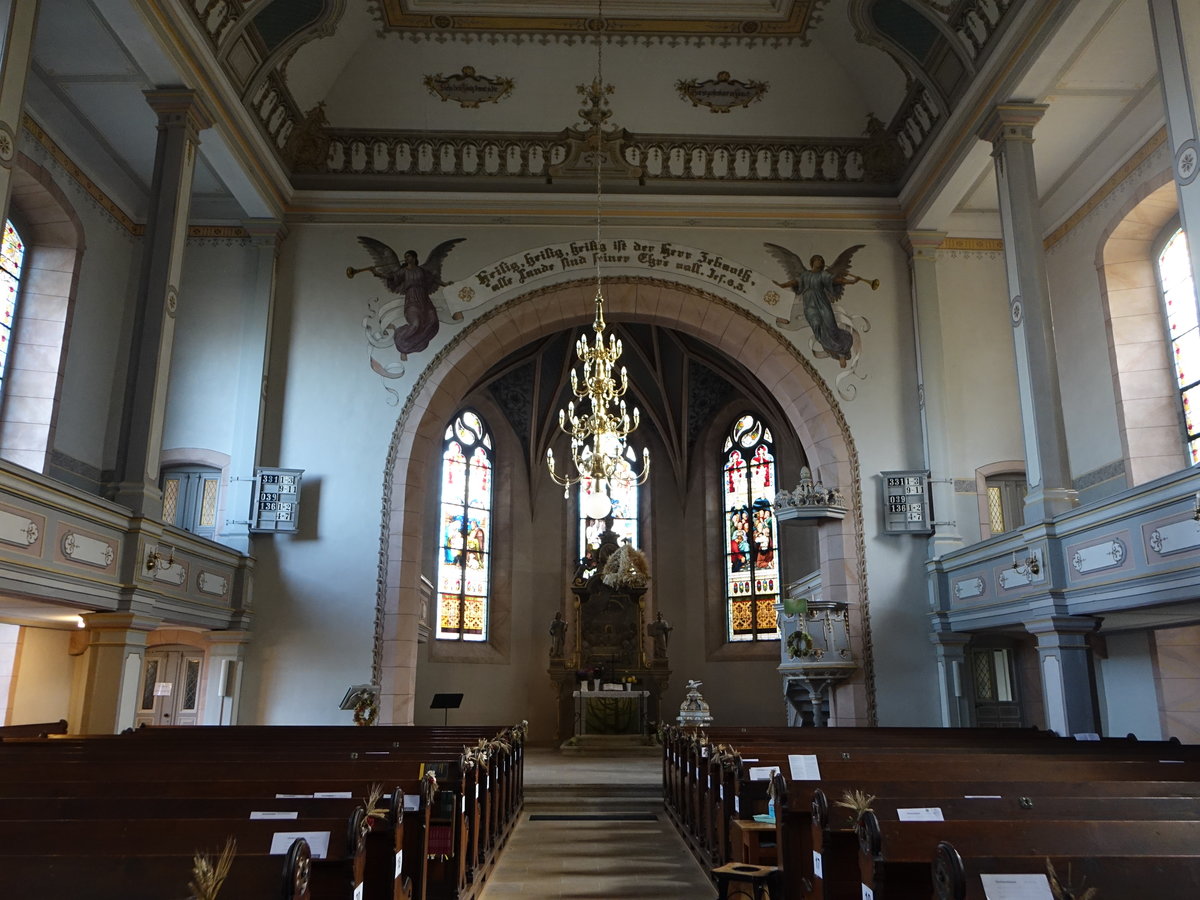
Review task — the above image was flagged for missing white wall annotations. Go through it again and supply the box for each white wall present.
[163,240,260,456]
[237,218,944,729]
[9,625,73,726]
[1096,630,1163,740]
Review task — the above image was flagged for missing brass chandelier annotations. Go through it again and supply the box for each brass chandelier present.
[546,7,649,519]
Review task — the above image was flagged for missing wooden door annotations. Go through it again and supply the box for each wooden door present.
[135,649,204,727]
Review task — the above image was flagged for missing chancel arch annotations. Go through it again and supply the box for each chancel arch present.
[376,276,874,729]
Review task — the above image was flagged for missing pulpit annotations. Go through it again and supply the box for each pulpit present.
[548,530,669,743]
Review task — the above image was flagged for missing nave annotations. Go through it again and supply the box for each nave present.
[479,748,715,900]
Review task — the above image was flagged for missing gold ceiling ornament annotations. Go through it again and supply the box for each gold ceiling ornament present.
[546,1,648,520]
[424,66,515,109]
[676,71,769,113]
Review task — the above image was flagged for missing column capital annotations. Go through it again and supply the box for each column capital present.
[928,629,971,650]
[80,611,163,642]
[1025,614,1101,646]
[144,88,215,136]
[978,102,1049,146]
[903,230,948,261]
[241,218,289,248]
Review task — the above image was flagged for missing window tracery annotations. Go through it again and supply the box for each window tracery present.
[436,410,493,641]
[722,413,781,642]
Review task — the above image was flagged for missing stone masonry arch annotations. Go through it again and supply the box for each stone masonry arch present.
[374,276,874,725]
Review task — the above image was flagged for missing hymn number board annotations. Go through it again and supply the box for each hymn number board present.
[250,468,303,533]
[881,470,933,534]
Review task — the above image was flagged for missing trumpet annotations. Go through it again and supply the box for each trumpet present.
[346,265,377,279]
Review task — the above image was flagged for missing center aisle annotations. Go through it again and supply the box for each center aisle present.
[478,746,718,899]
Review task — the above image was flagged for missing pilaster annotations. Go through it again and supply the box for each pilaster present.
[978,104,1077,522]
[1025,615,1100,737]
[904,230,962,559]
[929,629,972,727]
[218,219,286,553]
[112,89,214,518]
[201,630,250,725]
[1149,0,1200,331]
[0,0,40,227]
[74,611,162,734]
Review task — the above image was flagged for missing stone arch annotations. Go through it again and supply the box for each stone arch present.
[1095,171,1183,486]
[374,277,873,725]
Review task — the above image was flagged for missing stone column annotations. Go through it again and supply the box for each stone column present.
[0,0,40,227]
[1026,615,1100,737]
[201,631,250,725]
[929,630,972,727]
[217,219,286,554]
[73,611,161,734]
[904,230,963,559]
[112,89,213,519]
[978,104,1077,522]
[1149,0,1200,293]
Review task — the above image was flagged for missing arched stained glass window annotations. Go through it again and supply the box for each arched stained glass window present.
[0,220,25,396]
[577,446,640,572]
[722,414,781,641]
[1158,228,1200,464]
[436,410,493,641]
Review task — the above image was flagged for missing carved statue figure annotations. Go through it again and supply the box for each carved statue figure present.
[764,243,880,367]
[549,610,567,659]
[647,611,673,660]
[349,237,465,359]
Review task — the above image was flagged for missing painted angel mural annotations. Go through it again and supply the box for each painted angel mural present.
[764,242,879,399]
[352,236,465,361]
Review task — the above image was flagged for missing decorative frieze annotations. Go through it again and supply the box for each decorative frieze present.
[1070,538,1127,576]
[60,529,115,569]
[197,571,230,598]
[0,507,41,549]
[953,577,985,601]
[1147,518,1200,557]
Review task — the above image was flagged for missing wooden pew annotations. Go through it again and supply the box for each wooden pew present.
[809,785,1200,900]
[932,839,1200,900]
[857,815,1200,899]
[0,722,525,900]
[0,834,316,900]
[0,718,68,738]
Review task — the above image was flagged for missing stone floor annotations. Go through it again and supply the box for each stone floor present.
[477,746,717,899]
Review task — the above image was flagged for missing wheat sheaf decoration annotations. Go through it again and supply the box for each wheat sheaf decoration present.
[188,836,236,900]
[834,789,876,824]
[364,782,389,821]
[1046,858,1098,900]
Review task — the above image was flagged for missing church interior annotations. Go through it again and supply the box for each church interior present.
[0,0,1199,754]
[6,1,1200,897]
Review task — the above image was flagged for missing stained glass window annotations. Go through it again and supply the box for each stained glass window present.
[0,220,25,395]
[1158,228,1200,464]
[436,410,493,641]
[577,445,641,573]
[722,414,781,641]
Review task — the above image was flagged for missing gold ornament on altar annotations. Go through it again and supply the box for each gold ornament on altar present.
[601,540,650,589]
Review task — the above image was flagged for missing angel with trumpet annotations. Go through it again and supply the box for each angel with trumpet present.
[349,236,465,359]
[764,243,880,368]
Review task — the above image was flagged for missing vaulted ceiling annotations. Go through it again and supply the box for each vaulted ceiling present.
[22,1,1166,233]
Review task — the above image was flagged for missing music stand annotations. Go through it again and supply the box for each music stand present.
[430,692,463,726]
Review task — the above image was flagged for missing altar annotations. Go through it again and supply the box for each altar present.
[547,528,671,744]
[573,689,650,736]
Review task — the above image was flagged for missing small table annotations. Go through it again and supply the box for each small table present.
[729,818,777,865]
[572,689,648,735]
